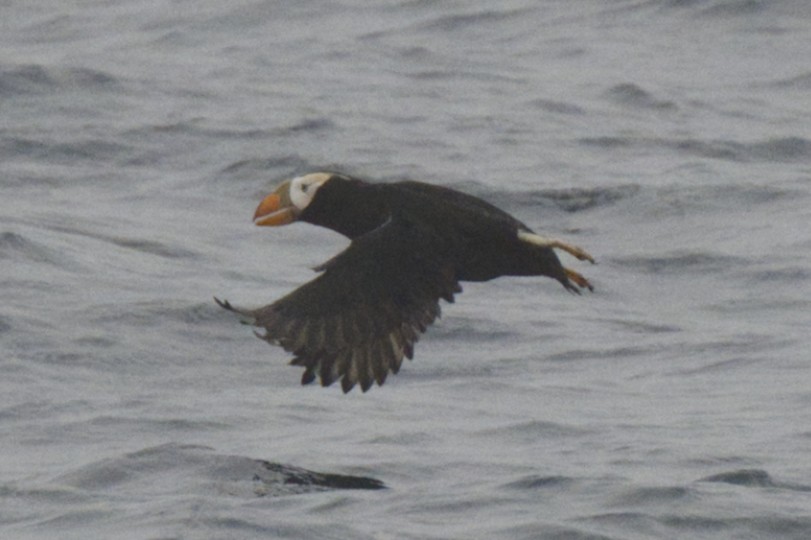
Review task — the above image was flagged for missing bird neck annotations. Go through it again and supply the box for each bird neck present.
[300,177,390,239]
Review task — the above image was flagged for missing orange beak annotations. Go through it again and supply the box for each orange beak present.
[253,180,298,226]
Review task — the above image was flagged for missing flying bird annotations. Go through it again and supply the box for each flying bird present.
[216,172,594,393]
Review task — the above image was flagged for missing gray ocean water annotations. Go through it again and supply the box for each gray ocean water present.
[3,1,811,538]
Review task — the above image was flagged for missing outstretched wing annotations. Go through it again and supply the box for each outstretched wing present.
[217,218,461,392]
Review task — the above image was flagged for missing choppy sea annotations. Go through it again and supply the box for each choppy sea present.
[3,1,811,538]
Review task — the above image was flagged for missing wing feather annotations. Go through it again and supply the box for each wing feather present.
[222,218,460,392]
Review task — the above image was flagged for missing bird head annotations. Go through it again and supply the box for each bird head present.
[253,172,332,226]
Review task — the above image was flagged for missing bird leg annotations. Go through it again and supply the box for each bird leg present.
[564,267,594,292]
[517,231,595,263]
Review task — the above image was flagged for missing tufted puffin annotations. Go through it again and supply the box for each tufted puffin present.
[216,172,594,393]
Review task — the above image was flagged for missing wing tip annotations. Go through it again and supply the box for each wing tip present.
[214,296,232,310]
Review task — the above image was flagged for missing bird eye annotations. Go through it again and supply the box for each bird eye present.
[301,184,309,193]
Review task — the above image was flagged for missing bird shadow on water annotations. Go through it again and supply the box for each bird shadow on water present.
[1,443,384,531]
[1,443,385,536]
[52,443,386,497]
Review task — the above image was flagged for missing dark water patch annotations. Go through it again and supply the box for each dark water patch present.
[698,182,802,206]
[636,182,803,218]
[73,335,118,349]
[669,138,749,160]
[429,316,517,343]
[0,63,119,97]
[86,415,230,433]
[0,137,50,160]
[408,67,524,85]
[0,399,93,423]
[26,350,84,367]
[45,223,199,260]
[597,318,682,335]
[0,231,63,266]
[280,117,337,134]
[366,431,436,446]
[391,45,432,60]
[744,136,811,162]
[611,251,746,275]
[0,64,53,96]
[0,484,96,509]
[660,514,811,540]
[407,68,461,81]
[578,136,633,150]
[580,135,811,163]
[662,334,792,374]
[145,117,335,141]
[220,155,315,177]
[769,72,811,90]
[671,356,763,377]
[130,120,270,141]
[499,523,620,540]
[492,184,640,214]
[418,7,533,33]
[701,469,811,492]
[502,474,574,491]
[704,297,811,318]
[56,443,384,496]
[697,0,767,18]
[53,139,130,162]
[257,460,385,492]
[658,0,706,9]
[476,420,593,442]
[105,236,197,259]
[85,300,225,330]
[0,315,11,335]
[746,266,811,284]
[535,185,640,213]
[611,485,692,506]
[546,344,657,362]
[527,98,586,115]
[1,136,130,164]
[583,512,660,537]
[125,117,334,155]
[702,469,775,487]
[604,83,678,111]
[684,455,761,468]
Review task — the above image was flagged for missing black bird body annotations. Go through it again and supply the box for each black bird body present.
[302,177,567,283]
[217,172,594,393]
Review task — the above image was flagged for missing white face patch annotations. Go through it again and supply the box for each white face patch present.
[289,173,331,210]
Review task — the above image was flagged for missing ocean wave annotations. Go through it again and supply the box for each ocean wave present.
[526,98,586,115]
[83,300,222,330]
[0,63,118,97]
[0,231,64,266]
[660,514,811,540]
[0,136,131,164]
[697,0,768,18]
[611,485,692,506]
[701,469,811,491]
[416,6,534,33]
[474,183,640,214]
[768,72,811,90]
[605,83,678,111]
[40,223,200,261]
[501,474,575,491]
[50,443,385,495]
[611,251,747,275]
[580,135,811,163]
[475,419,594,441]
